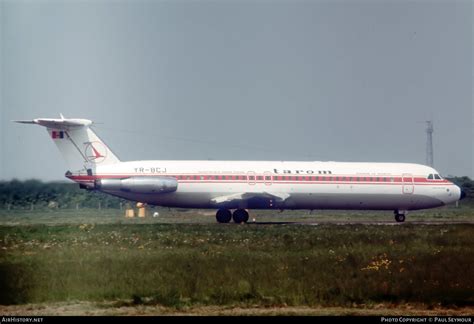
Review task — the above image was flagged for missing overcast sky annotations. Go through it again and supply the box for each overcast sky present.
[0,0,472,181]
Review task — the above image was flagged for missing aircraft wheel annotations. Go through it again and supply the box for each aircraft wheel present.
[216,209,232,223]
[395,213,406,223]
[233,209,249,224]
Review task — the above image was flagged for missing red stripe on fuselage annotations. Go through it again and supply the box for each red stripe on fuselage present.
[67,173,452,186]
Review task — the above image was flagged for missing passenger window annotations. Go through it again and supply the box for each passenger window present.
[265,176,271,181]
[249,176,255,181]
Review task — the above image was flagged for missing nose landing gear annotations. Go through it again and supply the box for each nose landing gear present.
[394,210,406,223]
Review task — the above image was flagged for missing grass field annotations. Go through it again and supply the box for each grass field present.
[1,200,474,225]
[0,206,473,315]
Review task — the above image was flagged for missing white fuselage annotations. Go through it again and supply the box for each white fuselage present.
[67,161,461,211]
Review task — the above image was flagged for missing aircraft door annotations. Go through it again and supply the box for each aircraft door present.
[402,174,414,194]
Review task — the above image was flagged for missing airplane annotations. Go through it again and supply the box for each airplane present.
[14,115,466,223]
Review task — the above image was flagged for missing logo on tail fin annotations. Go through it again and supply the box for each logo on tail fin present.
[51,131,64,139]
[84,142,107,164]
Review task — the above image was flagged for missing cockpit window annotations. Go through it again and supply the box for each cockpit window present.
[427,174,434,180]
[434,174,442,180]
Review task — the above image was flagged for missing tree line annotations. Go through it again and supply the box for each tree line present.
[450,176,474,198]
[0,179,125,209]
[0,177,472,210]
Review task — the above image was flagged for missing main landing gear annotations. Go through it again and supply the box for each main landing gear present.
[394,210,406,223]
[216,208,249,224]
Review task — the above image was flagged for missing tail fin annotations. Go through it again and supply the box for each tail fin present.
[14,115,120,172]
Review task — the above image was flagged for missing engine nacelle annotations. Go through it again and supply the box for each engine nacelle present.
[95,177,178,194]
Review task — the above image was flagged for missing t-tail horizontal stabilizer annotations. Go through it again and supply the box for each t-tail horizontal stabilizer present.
[13,115,120,172]
[13,117,93,129]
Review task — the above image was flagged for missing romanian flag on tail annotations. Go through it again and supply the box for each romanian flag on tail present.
[51,131,64,139]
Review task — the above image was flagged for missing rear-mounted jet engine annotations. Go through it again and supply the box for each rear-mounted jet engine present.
[95,177,178,194]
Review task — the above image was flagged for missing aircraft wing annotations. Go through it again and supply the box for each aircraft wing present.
[210,192,290,204]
